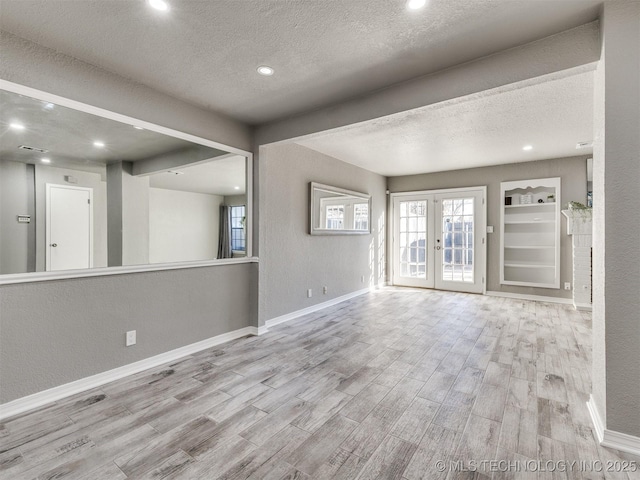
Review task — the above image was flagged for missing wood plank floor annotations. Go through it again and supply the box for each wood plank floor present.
[2,288,638,479]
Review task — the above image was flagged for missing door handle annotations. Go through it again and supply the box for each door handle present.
[50,243,57,247]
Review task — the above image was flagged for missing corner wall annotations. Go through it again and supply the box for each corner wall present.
[259,143,387,324]
[592,0,640,439]
[388,156,588,299]
[0,32,257,405]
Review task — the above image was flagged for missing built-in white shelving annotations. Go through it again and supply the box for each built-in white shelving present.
[500,177,561,288]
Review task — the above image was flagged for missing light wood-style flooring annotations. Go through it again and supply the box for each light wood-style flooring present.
[1,288,638,479]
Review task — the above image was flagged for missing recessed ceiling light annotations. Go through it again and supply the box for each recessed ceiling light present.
[93,141,105,148]
[407,0,427,10]
[133,126,144,130]
[234,186,240,190]
[523,145,533,151]
[257,65,274,76]
[148,0,169,11]
[43,103,55,110]
[41,158,51,163]
[9,122,25,130]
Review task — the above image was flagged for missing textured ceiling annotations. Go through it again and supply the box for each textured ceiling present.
[0,0,600,124]
[149,155,246,196]
[0,90,224,169]
[296,71,594,176]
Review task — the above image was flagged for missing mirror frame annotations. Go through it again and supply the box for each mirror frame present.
[309,182,371,236]
[0,79,255,285]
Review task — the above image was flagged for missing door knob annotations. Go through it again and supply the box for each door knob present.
[50,243,57,247]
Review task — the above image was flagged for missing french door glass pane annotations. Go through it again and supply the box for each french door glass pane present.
[398,200,427,279]
[442,198,474,282]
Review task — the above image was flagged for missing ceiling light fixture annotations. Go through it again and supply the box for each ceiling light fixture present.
[257,65,274,76]
[407,0,427,10]
[43,103,55,110]
[9,122,25,130]
[41,158,51,163]
[148,0,169,11]
[234,186,240,190]
[522,145,533,151]
[134,126,144,130]
[93,141,105,148]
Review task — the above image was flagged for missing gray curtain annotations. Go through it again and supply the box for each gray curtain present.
[217,205,232,259]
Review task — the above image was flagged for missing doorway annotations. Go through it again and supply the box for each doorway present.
[46,184,93,271]
[391,187,486,294]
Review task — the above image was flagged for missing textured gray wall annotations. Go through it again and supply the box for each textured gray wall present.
[0,263,258,403]
[388,156,588,299]
[593,1,640,438]
[259,143,387,323]
[0,161,33,274]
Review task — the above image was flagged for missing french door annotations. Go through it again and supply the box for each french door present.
[392,188,486,294]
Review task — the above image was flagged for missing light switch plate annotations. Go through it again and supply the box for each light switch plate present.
[126,330,136,346]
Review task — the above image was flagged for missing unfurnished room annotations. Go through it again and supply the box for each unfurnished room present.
[0,1,639,479]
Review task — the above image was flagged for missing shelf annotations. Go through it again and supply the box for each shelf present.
[504,245,554,249]
[504,220,555,225]
[505,203,555,209]
[500,177,561,289]
[504,263,555,269]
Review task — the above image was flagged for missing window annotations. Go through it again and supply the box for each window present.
[230,205,246,251]
[354,203,369,231]
[325,205,345,229]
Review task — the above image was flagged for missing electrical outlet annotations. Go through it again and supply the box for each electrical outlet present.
[307,289,313,298]
[486,225,494,233]
[126,330,136,346]
[564,282,571,291]
[323,286,328,295]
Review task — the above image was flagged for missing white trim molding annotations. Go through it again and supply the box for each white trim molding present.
[587,395,640,457]
[0,257,259,285]
[265,286,376,329]
[486,291,573,305]
[0,325,261,421]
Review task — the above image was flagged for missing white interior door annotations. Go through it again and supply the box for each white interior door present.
[392,188,486,294]
[46,184,93,271]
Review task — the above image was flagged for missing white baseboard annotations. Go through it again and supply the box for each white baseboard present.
[251,325,270,336]
[574,302,593,312]
[587,395,640,457]
[587,395,605,443]
[0,325,259,421]
[486,290,573,305]
[602,429,640,457]
[265,287,374,329]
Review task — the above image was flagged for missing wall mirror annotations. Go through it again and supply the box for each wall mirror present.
[310,182,370,235]
[0,85,251,279]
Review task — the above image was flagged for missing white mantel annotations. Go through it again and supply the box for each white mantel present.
[562,209,593,311]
